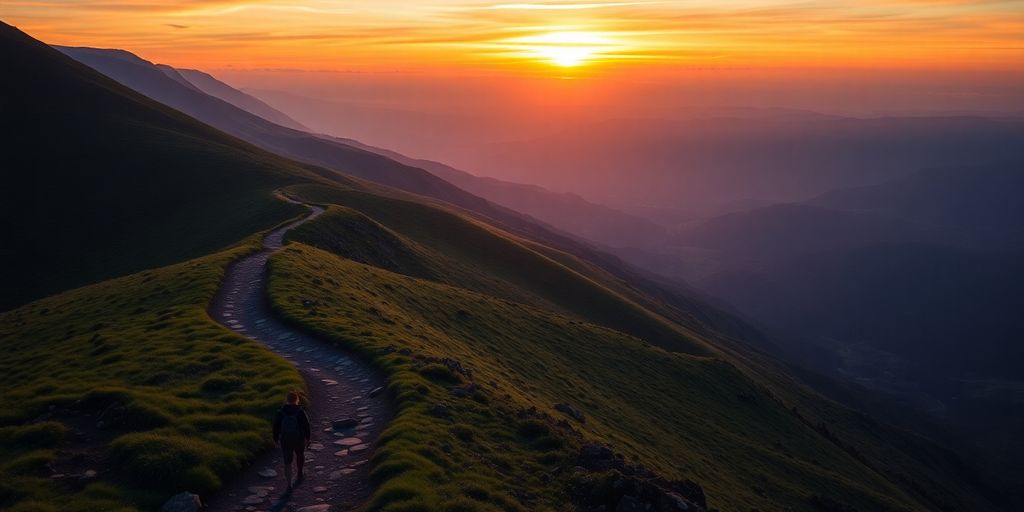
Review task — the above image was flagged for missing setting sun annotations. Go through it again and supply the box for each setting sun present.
[506,31,615,67]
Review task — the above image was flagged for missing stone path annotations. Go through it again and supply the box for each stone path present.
[205,198,393,512]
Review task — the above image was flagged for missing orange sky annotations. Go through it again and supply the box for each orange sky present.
[3,1,1024,74]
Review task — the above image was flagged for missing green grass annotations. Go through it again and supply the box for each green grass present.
[0,237,304,511]
[268,243,927,512]
[286,184,712,357]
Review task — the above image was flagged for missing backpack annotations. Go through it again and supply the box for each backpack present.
[280,408,302,442]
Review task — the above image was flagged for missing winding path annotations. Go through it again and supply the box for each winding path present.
[205,198,393,512]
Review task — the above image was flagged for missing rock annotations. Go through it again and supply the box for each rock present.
[313,486,328,493]
[349,443,369,453]
[241,495,265,505]
[334,449,349,457]
[555,402,586,423]
[248,486,273,496]
[257,468,277,478]
[450,383,478,398]
[161,492,203,512]
[368,386,385,398]
[334,437,363,447]
[616,495,642,512]
[309,442,325,451]
[81,469,97,479]
[428,404,450,417]
[578,444,616,471]
[332,418,359,430]
[296,505,331,512]
[328,468,356,480]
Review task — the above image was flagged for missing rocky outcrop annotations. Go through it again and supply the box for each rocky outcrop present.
[161,492,202,512]
[571,443,708,512]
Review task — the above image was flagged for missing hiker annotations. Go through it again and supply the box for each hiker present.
[273,391,312,491]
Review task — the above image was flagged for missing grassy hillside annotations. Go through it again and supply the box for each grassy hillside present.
[285,185,712,356]
[0,238,304,512]
[268,243,924,512]
[0,22,357,311]
[277,185,1007,511]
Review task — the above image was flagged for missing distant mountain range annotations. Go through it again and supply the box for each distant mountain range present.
[632,162,1024,480]
[457,115,1024,223]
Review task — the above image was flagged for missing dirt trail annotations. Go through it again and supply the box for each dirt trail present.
[205,200,392,512]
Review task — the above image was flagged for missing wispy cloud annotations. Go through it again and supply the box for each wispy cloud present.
[2,0,1021,70]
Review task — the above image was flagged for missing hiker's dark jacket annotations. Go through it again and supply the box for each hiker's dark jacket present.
[273,404,311,443]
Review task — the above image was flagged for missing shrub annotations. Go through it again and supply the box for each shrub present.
[0,422,67,449]
[108,433,209,491]
[418,364,462,384]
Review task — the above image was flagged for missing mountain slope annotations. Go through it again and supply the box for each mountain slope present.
[340,138,668,248]
[55,46,545,236]
[462,115,1024,222]
[0,25,359,311]
[61,46,670,251]
[811,163,1024,248]
[175,67,310,131]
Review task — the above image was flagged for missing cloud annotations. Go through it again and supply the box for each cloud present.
[165,23,189,28]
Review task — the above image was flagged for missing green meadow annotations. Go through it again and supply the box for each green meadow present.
[0,237,305,511]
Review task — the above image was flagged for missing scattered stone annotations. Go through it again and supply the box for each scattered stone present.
[296,505,331,512]
[334,437,363,447]
[247,486,273,496]
[334,449,349,457]
[313,486,328,493]
[321,379,338,386]
[349,443,369,453]
[360,417,373,424]
[81,469,97,479]
[241,495,265,505]
[368,386,385,398]
[257,468,277,478]
[161,492,203,512]
[309,442,325,451]
[328,469,356,480]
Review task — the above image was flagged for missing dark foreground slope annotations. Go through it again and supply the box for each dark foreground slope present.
[0,23,360,310]
[55,46,543,234]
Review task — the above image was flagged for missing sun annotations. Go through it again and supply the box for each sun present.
[511,31,612,68]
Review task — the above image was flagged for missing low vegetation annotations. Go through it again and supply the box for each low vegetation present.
[269,243,918,511]
[0,237,304,511]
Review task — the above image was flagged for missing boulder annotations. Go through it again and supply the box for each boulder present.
[555,403,586,423]
[161,492,202,512]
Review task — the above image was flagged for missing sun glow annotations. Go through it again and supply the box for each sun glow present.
[511,31,614,67]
